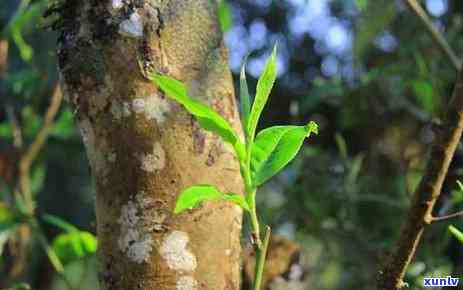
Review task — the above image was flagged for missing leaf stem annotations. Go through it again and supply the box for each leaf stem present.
[252,225,271,290]
[248,190,262,248]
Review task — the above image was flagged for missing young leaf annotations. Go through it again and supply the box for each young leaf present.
[247,45,277,140]
[240,60,251,135]
[251,121,318,186]
[449,225,463,244]
[151,74,246,162]
[218,0,232,33]
[174,185,249,214]
[457,180,463,191]
[51,231,98,266]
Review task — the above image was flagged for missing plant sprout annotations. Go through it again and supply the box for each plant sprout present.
[151,46,318,290]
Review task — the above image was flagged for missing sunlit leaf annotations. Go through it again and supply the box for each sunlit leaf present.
[51,231,98,265]
[174,185,249,214]
[151,74,246,162]
[356,0,368,11]
[218,0,232,33]
[4,0,48,61]
[0,203,22,255]
[51,108,76,139]
[411,79,434,113]
[247,45,277,140]
[0,202,21,232]
[3,282,31,290]
[251,121,318,186]
[240,59,251,137]
[449,225,463,244]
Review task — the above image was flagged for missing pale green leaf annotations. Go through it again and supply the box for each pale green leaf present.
[51,231,98,266]
[3,282,31,290]
[240,60,251,136]
[251,121,318,186]
[411,79,434,113]
[247,45,277,140]
[457,180,463,191]
[174,185,249,214]
[449,225,463,244]
[218,0,232,32]
[151,74,246,162]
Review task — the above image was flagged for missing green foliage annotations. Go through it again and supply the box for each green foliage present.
[51,108,76,139]
[3,0,48,61]
[51,231,97,266]
[410,79,434,114]
[153,45,317,215]
[174,185,249,214]
[251,122,318,186]
[1,283,31,290]
[356,0,368,11]
[151,74,246,162]
[449,225,463,244]
[354,0,396,61]
[0,204,21,255]
[218,0,232,33]
[40,214,97,266]
[247,46,277,141]
[240,60,251,137]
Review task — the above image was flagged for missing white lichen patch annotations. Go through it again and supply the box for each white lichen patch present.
[78,119,110,183]
[132,98,145,113]
[132,96,170,124]
[176,276,198,290]
[111,101,132,120]
[112,0,124,9]
[118,192,155,263]
[78,118,95,151]
[269,277,305,290]
[160,231,197,272]
[119,11,143,38]
[139,142,166,172]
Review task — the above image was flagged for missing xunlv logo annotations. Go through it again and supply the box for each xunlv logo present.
[423,276,459,287]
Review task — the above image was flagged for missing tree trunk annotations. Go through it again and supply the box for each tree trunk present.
[56,1,243,289]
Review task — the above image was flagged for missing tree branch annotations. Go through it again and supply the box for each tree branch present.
[431,211,463,223]
[405,0,461,70]
[18,85,62,212]
[376,67,463,290]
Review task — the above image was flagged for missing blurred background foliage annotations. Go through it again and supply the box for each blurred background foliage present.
[1,0,463,289]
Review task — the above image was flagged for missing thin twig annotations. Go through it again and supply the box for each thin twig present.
[18,85,62,213]
[376,67,463,290]
[6,105,23,149]
[0,39,8,76]
[405,0,461,70]
[431,211,463,223]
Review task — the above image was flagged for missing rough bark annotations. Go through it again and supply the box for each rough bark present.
[55,1,243,289]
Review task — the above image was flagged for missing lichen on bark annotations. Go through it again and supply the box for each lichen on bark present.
[55,0,243,289]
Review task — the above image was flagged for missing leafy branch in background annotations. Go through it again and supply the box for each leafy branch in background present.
[0,43,96,289]
[376,1,463,287]
[152,45,318,290]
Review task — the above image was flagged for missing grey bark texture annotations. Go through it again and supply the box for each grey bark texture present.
[55,1,243,289]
